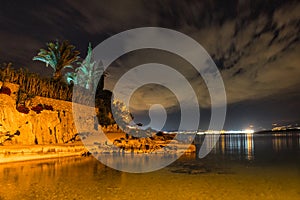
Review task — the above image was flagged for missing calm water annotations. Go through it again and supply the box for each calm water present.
[0,133,299,200]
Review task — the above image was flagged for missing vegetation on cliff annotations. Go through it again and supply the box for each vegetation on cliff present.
[0,40,114,126]
[0,62,73,101]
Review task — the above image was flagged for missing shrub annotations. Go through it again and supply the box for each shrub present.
[31,104,44,114]
[31,104,54,114]
[0,63,74,101]
[43,104,54,111]
[0,86,11,96]
[16,105,30,114]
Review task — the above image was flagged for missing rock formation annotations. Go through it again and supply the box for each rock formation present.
[0,82,93,145]
[0,82,196,155]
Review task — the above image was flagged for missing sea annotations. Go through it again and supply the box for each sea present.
[0,131,299,200]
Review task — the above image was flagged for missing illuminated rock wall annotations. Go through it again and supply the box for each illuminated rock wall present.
[0,82,96,145]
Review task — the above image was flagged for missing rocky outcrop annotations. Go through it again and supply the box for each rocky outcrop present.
[91,132,196,154]
[0,82,196,155]
[0,94,74,145]
[101,124,123,133]
[0,83,95,145]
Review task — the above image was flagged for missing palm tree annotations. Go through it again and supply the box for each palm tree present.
[33,40,80,80]
[65,71,78,85]
[65,43,104,91]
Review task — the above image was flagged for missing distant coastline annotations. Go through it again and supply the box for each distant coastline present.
[255,129,300,134]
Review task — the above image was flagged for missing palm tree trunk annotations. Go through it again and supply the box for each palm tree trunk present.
[53,70,62,80]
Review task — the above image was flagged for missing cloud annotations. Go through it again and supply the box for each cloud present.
[175,2,300,106]
[218,2,300,104]
[65,0,157,34]
[99,1,300,114]
[0,0,299,115]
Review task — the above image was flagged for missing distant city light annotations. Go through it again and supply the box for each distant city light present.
[243,129,255,134]
[197,129,255,134]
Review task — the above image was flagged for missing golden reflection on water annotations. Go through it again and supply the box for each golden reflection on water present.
[0,154,299,200]
[217,134,254,160]
[0,133,299,200]
[246,134,254,160]
[272,133,298,152]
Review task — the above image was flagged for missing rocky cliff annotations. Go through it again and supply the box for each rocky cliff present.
[0,82,99,145]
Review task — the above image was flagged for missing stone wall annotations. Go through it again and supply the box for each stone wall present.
[0,82,97,145]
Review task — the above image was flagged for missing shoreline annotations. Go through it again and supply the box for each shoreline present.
[0,143,86,164]
[0,132,197,164]
[0,133,125,164]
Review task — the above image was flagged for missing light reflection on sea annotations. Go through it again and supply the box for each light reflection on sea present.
[0,132,299,200]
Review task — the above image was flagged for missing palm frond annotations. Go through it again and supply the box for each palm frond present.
[32,40,80,80]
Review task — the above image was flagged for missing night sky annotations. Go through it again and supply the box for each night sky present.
[0,0,299,130]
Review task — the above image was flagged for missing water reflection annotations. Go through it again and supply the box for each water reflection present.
[218,133,254,160]
[0,157,123,200]
[0,133,299,199]
[272,133,298,152]
[196,132,300,162]
[196,133,255,161]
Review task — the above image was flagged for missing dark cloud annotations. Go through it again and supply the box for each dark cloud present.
[0,0,299,130]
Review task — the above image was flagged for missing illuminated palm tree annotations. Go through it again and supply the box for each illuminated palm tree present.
[33,40,80,80]
[65,43,104,91]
